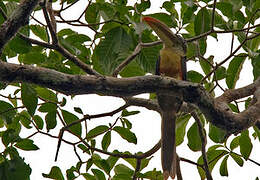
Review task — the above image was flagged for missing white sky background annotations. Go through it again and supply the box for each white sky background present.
[0,0,259,179]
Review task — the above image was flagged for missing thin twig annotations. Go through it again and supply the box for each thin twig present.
[211,0,217,31]
[132,159,141,180]
[176,155,183,180]
[179,157,204,168]
[41,0,58,44]
[191,111,213,180]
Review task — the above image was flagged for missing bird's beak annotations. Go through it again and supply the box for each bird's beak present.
[142,16,186,54]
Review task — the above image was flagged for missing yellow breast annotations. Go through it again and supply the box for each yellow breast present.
[159,48,182,79]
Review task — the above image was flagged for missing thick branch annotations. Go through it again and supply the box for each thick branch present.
[0,0,41,52]
[0,61,260,134]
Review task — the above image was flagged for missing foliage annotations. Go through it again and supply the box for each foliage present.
[0,0,260,179]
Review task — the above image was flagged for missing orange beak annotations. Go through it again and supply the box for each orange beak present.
[142,16,186,54]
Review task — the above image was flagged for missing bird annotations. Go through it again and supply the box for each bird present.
[142,16,187,179]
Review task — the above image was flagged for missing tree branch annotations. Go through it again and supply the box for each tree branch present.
[0,61,260,134]
[0,0,41,53]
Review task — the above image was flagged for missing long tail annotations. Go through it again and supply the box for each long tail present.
[157,92,182,180]
[161,110,176,179]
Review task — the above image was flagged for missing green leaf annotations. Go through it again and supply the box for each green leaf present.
[194,8,211,36]
[66,167,77,180]
[176,114,191,146]
[230,152,244,167]
[113,126,137,144]
[0,100,16,124]
[65,34,91,44]
[106,152,119,173]
[182,5,197,25]
[86,158,94,172]
[30,24,48,42]
[219,155,229,176]
[20,52,46,65]
[230,136,240,150]
[33,115,44,130]
[253,126,260,142]
[42,166,65,180]
[61,110,82,137]
[187,70,204,83]
[114,164,134,176]
[0,156,31,180]
[15,139,39,151]
[197,149,228,179]
[74,107,83,114]
[122,152,151,171]
[226,55,246,89]
[45,111,57,132]
[142,169,163,179]
[252,54,260,80]
[209,124,226,143]
[35,87,58,102]
[2,129,19,147]
[102,131,111,151]
[78,144,90,154]
[92,169,106,180]
[19,110,32,129]
[87,125,109,140]
[120,60,145,77]
[92,154,111,175]
[199,38,207,55]
[187,122,202,151]
[136,45,161,74]
[85,3,100,29]
[82,173,95,180]
[228,103,239,113]
[93,27,133,75]
[121,109,140,117]
[199,56,213,77]
[215,66,226,80]
[112,174,132,180]
[216,2,233,18]
[136,0,151,13]
[38,103,57,113]
[9,36,32,54]
[239,130,252,160]
[162,1,178,15]
[21,83,38,116]
[122,118,132,129]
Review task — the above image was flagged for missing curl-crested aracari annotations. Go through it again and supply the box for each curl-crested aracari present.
[142,16,187,179]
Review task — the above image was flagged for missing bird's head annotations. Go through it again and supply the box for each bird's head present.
[142,16,186,56]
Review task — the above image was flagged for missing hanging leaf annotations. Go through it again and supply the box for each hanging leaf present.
[61,110,82,137]
[187,122,202,151]
[176,114,191,146]
[87,125,109,140]
[239,130,252,160]
[45,111,57,132]
[219,155,229,176]
[209,124,226,143]
[15,139,39,151]
[42,166,65,180]
[21,83,38,116]
[101,131,111,151]
[0,100,16,124]
[194,8,211,36]
[30,24,48,42]
[113,126,137,144]
[226,55,246,89]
